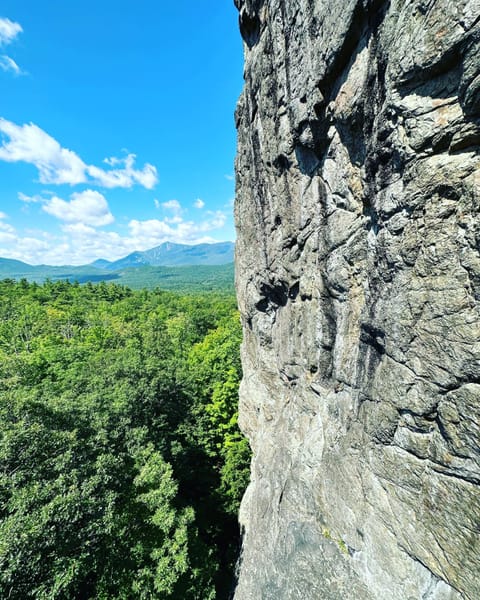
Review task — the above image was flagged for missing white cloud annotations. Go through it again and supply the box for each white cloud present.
[0,119,159,189]
[154,198,160,209]
[0,119,87,184]
[18,191,45,203]
[0,19,24,77]
[0,55,21,75]
[128,219,171,239]
[58,210,227,264]
[194,198,205,209]
[0,18,22,46]
[0,231,17,244]
[0,197,230,265]
[0,212,15,234]
[87,153,158,189]
[0,222,14,235]
[165,215,183,224]
[0,234,49,261]
[224,174,235,181]
[128,210,227,247]
[0,213,17,243]
[42,190,115,226]
[103,156,122,166]
[162,199,182,212]
[62,223,98,235]
[17,237,49,252]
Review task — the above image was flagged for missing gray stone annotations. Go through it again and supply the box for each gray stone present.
[234,0,480,598]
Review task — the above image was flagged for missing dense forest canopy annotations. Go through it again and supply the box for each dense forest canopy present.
[0,279,250,599]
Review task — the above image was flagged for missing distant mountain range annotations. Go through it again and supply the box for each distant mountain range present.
[89,241,235,270]
[0,241,235,292]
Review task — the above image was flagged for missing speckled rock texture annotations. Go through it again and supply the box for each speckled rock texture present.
[233,1,480,598]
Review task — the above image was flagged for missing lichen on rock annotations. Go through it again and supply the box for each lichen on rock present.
[234,1,480,598]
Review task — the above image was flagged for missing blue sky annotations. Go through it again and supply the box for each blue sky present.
[0,1,244,265]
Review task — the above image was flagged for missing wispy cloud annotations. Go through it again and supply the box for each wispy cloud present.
[18,192,45,203]
[194,198,205,209]
[224,174,234,181]
[0,18,24,76]
[0,221,15,234]
[0,118,159,189]
[161,199,184,223]
[42,190,115,226]
[0,18,22,46]
[88,153,158,189]
[162,199,182,213]
[0,55,21,75]
[0,213,17,237]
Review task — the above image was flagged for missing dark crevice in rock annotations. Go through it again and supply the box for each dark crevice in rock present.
[449,121,480,152]
[288,281,300,301]
[294,144,321,175]
[256,280,289,312]
[282,236,297,250]
[254,297,269,313]
[357,323,386,389]
[433,184,461,202]
[239,10,261,49]
[273,153,291,173]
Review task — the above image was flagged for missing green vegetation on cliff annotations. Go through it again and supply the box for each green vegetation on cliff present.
[0,279,249,599]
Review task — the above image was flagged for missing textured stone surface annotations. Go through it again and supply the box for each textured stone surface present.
[233,1,480,598]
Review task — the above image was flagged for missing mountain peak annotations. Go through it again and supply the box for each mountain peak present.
[95,241,235,271]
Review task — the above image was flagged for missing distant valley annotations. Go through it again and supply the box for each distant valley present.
[0,241,235,292]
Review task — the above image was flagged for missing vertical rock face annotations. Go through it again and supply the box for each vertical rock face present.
[233,1,480,598]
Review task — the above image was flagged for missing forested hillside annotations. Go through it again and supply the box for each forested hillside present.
[0,259,235,294]
[0,279,249,599]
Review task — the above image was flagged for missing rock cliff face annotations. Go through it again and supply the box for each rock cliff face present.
[233,1,480,598]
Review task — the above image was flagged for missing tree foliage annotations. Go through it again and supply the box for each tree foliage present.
[0,279,250,599]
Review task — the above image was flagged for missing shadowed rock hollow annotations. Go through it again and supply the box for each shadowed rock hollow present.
[233,1,480,598]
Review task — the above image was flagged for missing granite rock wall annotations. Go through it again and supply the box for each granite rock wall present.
[233,1,480,598]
